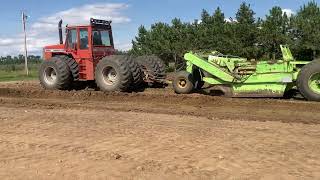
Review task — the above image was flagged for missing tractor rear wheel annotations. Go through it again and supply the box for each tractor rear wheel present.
[173,71,194,94]
[135,56,159,87]
[152,55,166,77]
[39,57,72,90]
[126,55,143,89]
[95,55,132,92]
[135,55,166,87]
[297,61,320,101]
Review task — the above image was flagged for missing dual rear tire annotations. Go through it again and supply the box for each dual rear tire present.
[95,55,166,91]
[135,55,166,87]
[95,55,133,92]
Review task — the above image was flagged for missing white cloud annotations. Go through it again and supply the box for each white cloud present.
[115,42,132,51]
[282,8,295,17]
[224,17,238,23]
[0,3,131,56]
[224,18,232,23]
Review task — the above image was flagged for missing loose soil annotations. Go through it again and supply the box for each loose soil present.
[0,81,319,179]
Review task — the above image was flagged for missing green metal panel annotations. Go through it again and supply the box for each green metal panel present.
[280,45,294,61]
[186,61,193,73]
[203,77,227,85]
[292,71,299,80]
[242,73,293,83]
[184,53,235,82]
[290,61,309,65]
[255,61,291,73]
[204,73,292,84]
[233,83,287,97]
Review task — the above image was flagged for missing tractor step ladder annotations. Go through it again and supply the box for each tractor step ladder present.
[78,59,87,79]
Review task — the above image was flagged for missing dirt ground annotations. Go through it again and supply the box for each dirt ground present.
[0,81,319,180]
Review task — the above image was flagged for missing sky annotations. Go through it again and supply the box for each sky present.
[0,0,316,56]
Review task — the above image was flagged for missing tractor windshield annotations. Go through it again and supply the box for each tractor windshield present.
[92,29,112,47]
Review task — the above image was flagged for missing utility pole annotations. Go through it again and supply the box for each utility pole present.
[22,12,29,76]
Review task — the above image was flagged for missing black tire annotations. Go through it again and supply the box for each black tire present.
[58,55,79,81]
[173,71,194,94]
[39,57,72,90]
[135,55,167,87]
[297,61,320,101]
[152,55,166,76]
[95,55,132,92]
[126,55,143,88]
[135,56,160,86]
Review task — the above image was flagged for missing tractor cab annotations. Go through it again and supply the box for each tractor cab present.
[64,18,115,60]
[43,18,115,80]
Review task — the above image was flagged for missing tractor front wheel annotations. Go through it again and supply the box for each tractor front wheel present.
[297,61,320,101]
[173,71,194,94]
[95,56,132,92]
[39,57,72,90]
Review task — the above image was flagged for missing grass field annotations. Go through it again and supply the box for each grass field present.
[0,64,39,82]
[0,69,38,82]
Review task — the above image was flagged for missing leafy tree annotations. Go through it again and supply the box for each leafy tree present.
[259,6,291,60]
[235,2,259,58]
[131,1,320,64]
[197,7,227,52]
[294,1,320,59]
[131,26,152,55]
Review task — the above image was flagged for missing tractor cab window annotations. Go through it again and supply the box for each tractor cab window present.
[66,29,77,49]
[79,29,89,49]
[92,30,112,46]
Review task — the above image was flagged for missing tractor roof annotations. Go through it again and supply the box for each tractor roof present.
[66,18,112,29]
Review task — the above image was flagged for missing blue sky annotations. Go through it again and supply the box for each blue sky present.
[0,0,316,56]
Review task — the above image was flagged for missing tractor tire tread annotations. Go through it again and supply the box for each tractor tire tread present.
[58,55,79,81]
[126,55,143,88]
[39,57,72,90]
[173,71,194,94]
[95,55,132,92]
[297,60,320,101]
[135,55,166,87]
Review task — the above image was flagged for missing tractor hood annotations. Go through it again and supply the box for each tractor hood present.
[43,44,65,52]
[43,44,66,60]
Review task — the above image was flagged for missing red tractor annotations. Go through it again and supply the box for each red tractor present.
[40,18,166,91]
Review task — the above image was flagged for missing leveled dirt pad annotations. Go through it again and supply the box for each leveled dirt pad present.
[0,81,319,179]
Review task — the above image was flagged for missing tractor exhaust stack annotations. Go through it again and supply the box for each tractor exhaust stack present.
[58,20,63,44]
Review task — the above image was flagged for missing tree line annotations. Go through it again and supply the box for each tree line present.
[0,55,42,65]
[131,1,320,63]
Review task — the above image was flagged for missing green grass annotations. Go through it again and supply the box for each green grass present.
[0,69,38,82]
